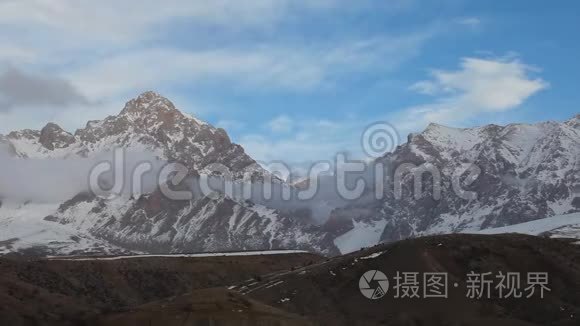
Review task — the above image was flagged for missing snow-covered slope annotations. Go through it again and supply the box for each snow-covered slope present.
[473,211,580,245]
[328,114,580,252]
[0,92,338,256]
[0,201,131,256]
[473,212,580,239]
[333,219,387,254]
[44,191,338,255]
[48,250,310,261]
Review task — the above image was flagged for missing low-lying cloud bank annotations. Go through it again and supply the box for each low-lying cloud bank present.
[0,147,162,203]
[0,145,376,224]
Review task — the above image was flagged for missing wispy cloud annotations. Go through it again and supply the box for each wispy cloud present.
[0,0,340,46]
[0,46,38,64]
[240,55,549,165]
[0,0,433,132]
[456,17,482,27]
[267,115,294,133]
[398,56,548,131]
[216,120,245,131]
[240,117,366,164]
[66,33,431,101]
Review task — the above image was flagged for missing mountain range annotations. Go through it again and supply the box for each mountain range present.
[0,92,578,256]
[329,112,580,252]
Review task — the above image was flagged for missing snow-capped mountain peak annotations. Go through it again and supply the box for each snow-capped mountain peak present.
[2,92,260,176]
[120,91,182,120]
[118,91,208,127]
[0,91,339,256]
[332,114,579,252]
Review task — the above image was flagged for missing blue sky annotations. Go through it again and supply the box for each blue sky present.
[0,0,578,165]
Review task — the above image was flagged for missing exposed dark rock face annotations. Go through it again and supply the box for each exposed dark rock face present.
[70,91,260,177]
[39,122,75,150]
[329,116,579,245]
[2,91,334,256]
[3,91,263,178]
[45,191,339,256]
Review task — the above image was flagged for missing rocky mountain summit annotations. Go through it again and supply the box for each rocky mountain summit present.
[39,123,76,150]
[5,92,263,178]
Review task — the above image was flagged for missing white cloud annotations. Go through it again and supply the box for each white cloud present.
[456,17,482,27]
[0,0,435,133]
[0,0,418,64]
[398,57,548,131]
[239,118,367,164]
[66,33,430,101]
[0,0,353,77]
[241,56,549,165]
[267,115,294,133]
[0,46,37,64]
[0,99,123,134]
[240,134,332,164]
[216,119,245,131]
[66,47,327,100]
[0,0,338,46]
[409,80,439,95]
[0,30,429,132]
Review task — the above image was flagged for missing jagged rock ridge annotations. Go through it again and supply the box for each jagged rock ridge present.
[330,115,579,251]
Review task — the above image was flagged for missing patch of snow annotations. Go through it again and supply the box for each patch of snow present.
[48,249,310,261]
[0,201,127,255]
[265,280,285,288]
[182,112,208,126]
[471,212,580,238]
[360,250,386,260]
[334,219,388,254]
